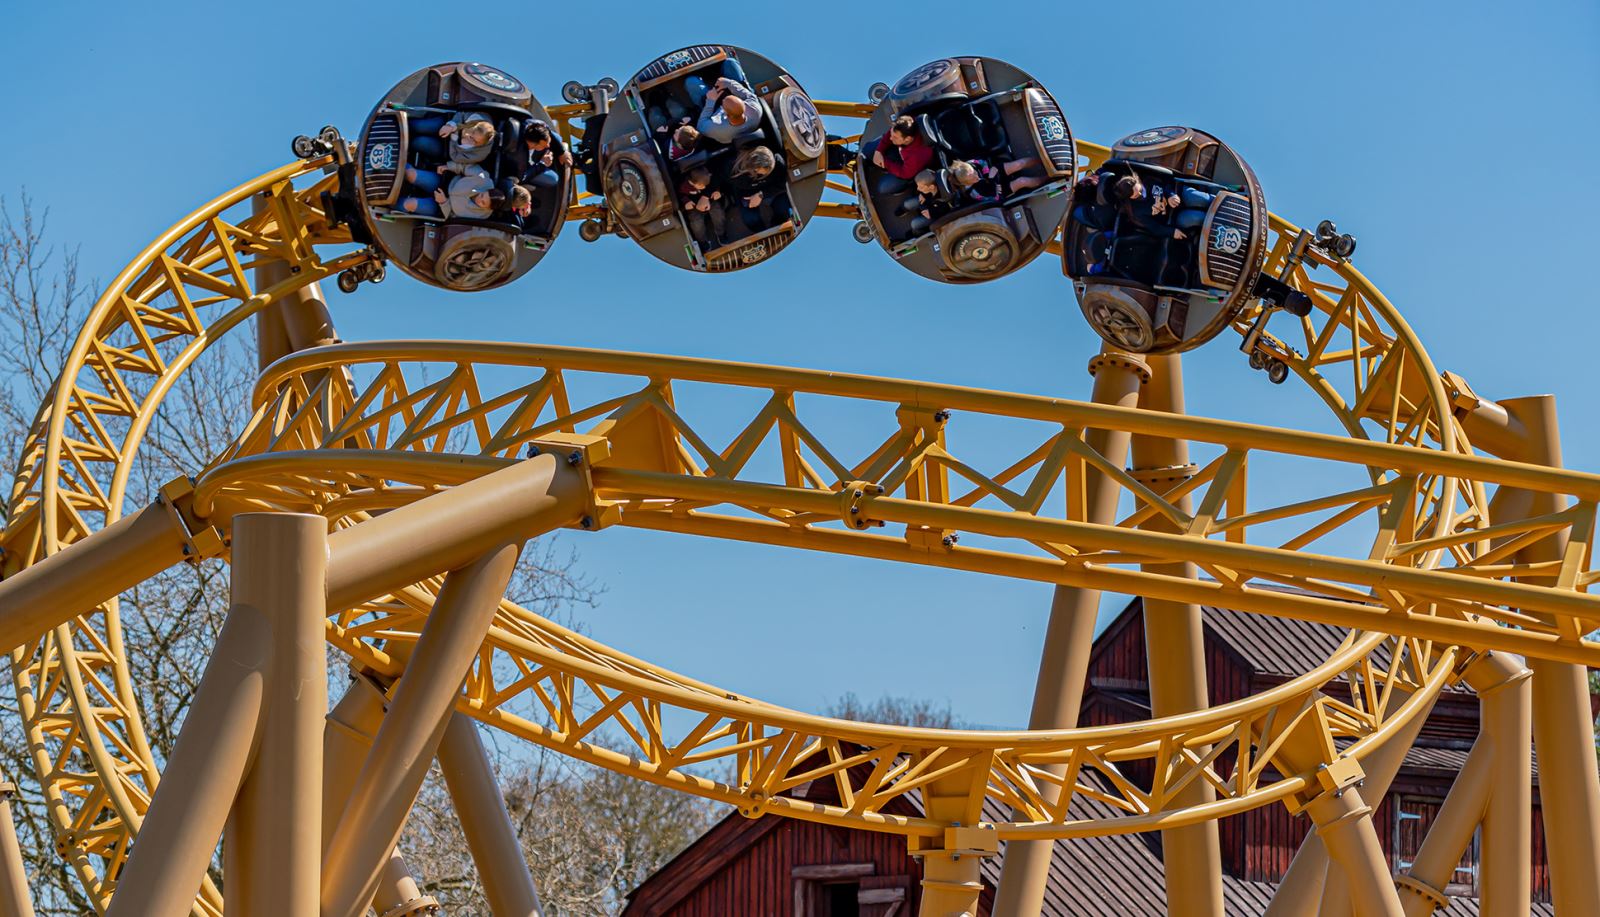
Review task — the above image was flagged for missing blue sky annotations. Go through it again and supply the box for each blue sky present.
[4,1,1597,728]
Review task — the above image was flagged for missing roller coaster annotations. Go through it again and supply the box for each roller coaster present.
[0,48,1596,917]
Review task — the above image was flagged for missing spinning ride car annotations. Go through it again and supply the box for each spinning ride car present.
[854,57,1076,284]
[354,62,569,292]
[1062,126,1268,354]
[597,45,826,273]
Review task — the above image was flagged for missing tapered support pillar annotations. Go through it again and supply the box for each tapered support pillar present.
[105,596,270,916]
[320,543,522,917]
[322,670,441,917]
[1305,786,1404,917]
[0,781,35,917]
[222,513,328,917]
[439,714,543,916]
[914,767,995,917]
[1466,653,1532,917]
[992,350,1147,917]
[251,194,335,372]
[1397,738,1491,916]
[1130,353,1222,916]
[1466,394,1600,913]
[1269,682,1432,917]
[0,501,190,654]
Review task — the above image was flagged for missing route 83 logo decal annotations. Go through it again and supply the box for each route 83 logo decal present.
[664,50,693,69]
[1211,225,1244,254]
[1039,115,1067,142]
[367,142,398,172]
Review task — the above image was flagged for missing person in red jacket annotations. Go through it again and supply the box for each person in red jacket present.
[867,115,934,195]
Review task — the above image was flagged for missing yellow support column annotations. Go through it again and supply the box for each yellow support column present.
[1131,353,1223,917]
[913,758,996,917]
[1464,394,1600,913]
[991,349,1148,917]
[222,513,328,917]
[0,779,36,917]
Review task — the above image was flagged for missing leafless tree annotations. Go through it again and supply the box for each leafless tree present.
[0,195,710,916]
[826,691,965,729]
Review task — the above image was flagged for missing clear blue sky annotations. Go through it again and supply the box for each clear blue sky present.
[4,2,1597,729]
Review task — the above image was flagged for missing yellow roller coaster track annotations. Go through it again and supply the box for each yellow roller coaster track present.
[0,120,1588,913]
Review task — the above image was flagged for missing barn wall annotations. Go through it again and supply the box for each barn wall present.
[657,817,922,917]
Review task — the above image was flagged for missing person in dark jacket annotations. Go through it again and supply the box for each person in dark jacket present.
[1108,175,1188,241]
[716,145,787,232]
[949,157,1044,204]
[866,115,935,195]
[504,120,569,192]
[677,167,727,249]
[900,169,951,237]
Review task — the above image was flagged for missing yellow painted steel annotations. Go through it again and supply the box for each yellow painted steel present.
[0,105,1581,914]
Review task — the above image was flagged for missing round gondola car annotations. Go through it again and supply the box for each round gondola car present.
[1061,126,1268,354]
[853,56,1077,284]
[354,62,570,292]
[597,45,826,273]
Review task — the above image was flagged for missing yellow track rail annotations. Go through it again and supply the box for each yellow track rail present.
[0,112,1571,910]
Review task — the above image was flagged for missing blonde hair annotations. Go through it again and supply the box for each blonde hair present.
[510,185,533,209]
[948,160,977,186]
[674,125,700,148]
[730,145,775,180]
[463,119,496,145]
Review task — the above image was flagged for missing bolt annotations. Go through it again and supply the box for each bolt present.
[526,444,542,457]
[567,451,583,466]
[850,506,860,515]
[580,515,594,530]
[934,409,950,423]
[942,533,959,548]
[290,265,301,274]
[853,489,864,499]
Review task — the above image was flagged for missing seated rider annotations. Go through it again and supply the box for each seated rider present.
[1071,170,1118,229]
[677,166,727,249]
[396,164,505,219]
[867,115,934,195]
[668,125,702,163]
[901,169,951,237]
[697,77,763,146]
[949,157,1044,204]
[1149,183,1214,233]
[503,120,570,192]
[409,112,497,167]
[1108,175,1189,242]
[715,145,787,232]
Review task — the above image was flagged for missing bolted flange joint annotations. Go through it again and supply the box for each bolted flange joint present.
[839,480,886,530]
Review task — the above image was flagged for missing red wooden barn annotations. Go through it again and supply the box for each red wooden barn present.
[622,598,1565,916]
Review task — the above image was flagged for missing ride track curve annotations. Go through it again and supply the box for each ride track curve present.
[0,107,1595,914]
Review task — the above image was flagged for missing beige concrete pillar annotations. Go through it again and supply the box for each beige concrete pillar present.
[251,193,335,372]
[0,501,189,654]
[992,350,1147,917]
[1131,353,1223,916]
[1466,395,1600,914]
[324,452,585,612]
[1268,682,1430,917]
[222,513,328,917]
[439,714,543,916]
[320,542,522,917]
[0,780,36,917]
[1305,786,1404,917]
[322,670,440,916]
[105,599,270,916]
[1397,737,1491,917]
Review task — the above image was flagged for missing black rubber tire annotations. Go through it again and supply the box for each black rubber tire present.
[1335,234,1357,259]
[561,80,588,104]
[292,135,316,159]
[319,125,341,145]
[597,77,619,98]
[579,219,603,242]
[1268,359,1290,384]
[852,221,874,244]
[1249,349,1266,370]
[337,271,359,294]
[867,82,891,104]
[1316,219,1336,239]
[370,263,386,284]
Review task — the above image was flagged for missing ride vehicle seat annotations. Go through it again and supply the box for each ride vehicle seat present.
[933,99,1006,159]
